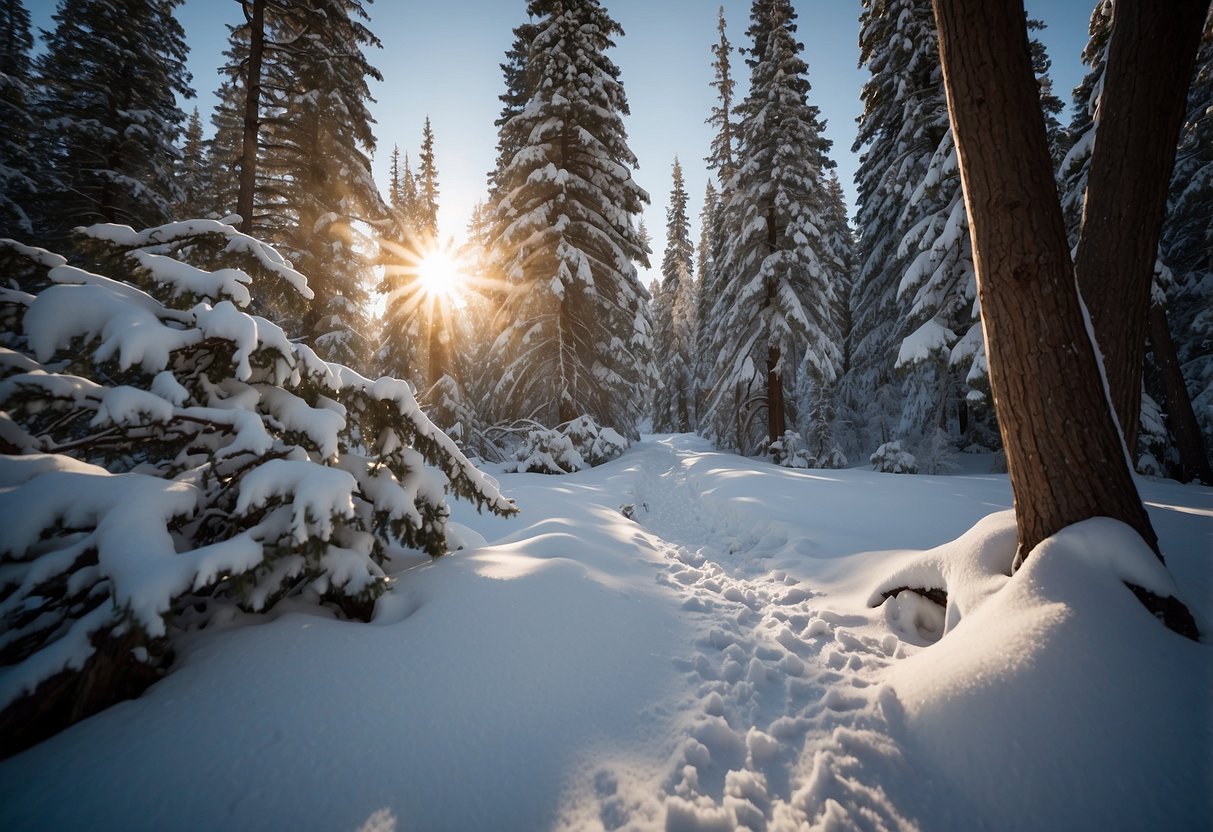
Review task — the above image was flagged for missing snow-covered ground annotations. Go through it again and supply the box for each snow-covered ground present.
[2,434,1210,831]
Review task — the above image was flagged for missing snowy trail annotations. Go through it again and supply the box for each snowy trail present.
[555,435,922,830]
[2,435,1210,832]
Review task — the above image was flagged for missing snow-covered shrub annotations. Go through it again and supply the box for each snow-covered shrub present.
[0,220,516,744]
[763,430,815,468]
[915,427,961,475]
[506,416,629,475]
[562,415,628,467]
[508,426,586,474]
[870,440,918,474]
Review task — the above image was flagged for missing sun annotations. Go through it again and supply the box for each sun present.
[416,245,466,305]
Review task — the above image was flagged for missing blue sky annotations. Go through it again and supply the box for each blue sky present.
[31,0,1094,286]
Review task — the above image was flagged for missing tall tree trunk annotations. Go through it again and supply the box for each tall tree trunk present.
[765,203,785,443]
[767,345,785,443]
[1073,0,1210,455]
[427,306,450,391]
[237,0,265,235]
[931,0,1159,565]
[1149,302,1213,485]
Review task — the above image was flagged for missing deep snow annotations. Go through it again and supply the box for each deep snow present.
[1,434,1210,831]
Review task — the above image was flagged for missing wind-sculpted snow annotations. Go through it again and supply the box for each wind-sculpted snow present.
[0,435,1208,831]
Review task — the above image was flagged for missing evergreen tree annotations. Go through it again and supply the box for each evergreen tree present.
[0,217,515,752]
[389,144,404,211]
[1059,0,1113,246]
[1160,15,1213,455]
[417,116,440,237]
[798,170,853,465]
[846,0,942,455]
[693,179,719,421]
[174,107,210,219]
[488,19,542,201]
[211,0,386,370]
[0,0,36,237]
[652,157,696,433]
[33,0,194,242]
[703,0,842,453]
[488,0,653,437]
[206,69,244,217]
[1029,18,1071,168]
[705,5,737,182]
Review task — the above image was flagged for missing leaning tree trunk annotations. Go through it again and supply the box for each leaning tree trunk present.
[1073,0,1210,455]
[932,0,1199,637]
[1149,301,1213,485]
[931,0,1160,563]
[237,0,265,235]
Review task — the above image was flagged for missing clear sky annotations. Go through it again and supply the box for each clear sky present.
[30,0,1095,287]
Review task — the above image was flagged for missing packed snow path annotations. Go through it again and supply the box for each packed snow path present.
[559,435,923,829]
[2,435,1210,831]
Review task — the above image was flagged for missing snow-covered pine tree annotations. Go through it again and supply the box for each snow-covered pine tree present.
[1030,18,1071,169]
[796,170,852,466]
[262,0,383,369]
[0,0,36,239]
[488,18,543,204]
[693,179,719,421]
[377,123,447,392]
[32,0,193,244]
[706,5,737,183]
[703,0,842,455]
[487,0,653,438]
[388,145,404,213]
[207,0,386,372]
[857,1,1061,457]
[651,157,697,433]
[846,0,942,456]
[205,66,244,218]
[1159,14,1213,459]
[694,8,736,437]
[174,108,210,220]
[1059,0,1113,247]
[417,117,440,238]
[0,217,515,753]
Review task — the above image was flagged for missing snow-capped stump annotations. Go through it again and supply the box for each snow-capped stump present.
[507,415,629,474]
[0,220,516,756]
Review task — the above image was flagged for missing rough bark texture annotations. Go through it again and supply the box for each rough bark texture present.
[237,0,265,235]
[931,0,1159,567]
[1074,0,1210,455]
[767,346,785,443]
[1149,302,1213,484]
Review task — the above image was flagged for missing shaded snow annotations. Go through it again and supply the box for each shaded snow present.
[1,435,1209,831]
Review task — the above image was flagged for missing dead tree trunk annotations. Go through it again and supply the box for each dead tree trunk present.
[237,0,265,235]
[1073,0,1210,455]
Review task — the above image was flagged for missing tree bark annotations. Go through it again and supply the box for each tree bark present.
[427,305,450,391]
[1149,302,1213,484]
[237,0,265,234]
[931,0,1159,567]
[1074,0,1210,455]
[767,345,785,443]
